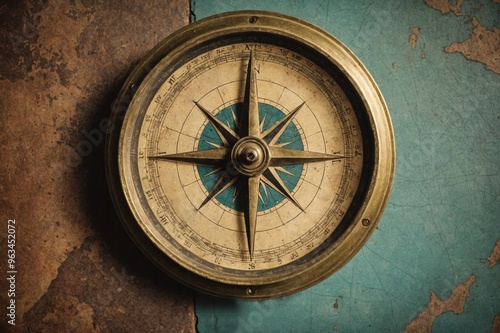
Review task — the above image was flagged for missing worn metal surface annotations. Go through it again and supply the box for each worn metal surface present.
[0,0,195,331]
[107,10,395,299]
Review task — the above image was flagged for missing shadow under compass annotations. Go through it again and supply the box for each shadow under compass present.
[83,97,193,290]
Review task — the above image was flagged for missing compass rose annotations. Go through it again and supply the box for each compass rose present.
[149,52,350,258]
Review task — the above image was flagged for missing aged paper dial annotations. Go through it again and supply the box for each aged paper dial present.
[106,11,395,299]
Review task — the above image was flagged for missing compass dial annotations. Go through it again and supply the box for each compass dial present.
[106,11,395,299]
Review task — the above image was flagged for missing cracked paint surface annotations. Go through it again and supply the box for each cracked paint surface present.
[193,0,500,332]
[405,275,475,333]
[0,0,194,331]
[426,0,500,74]
[444,17,500,74]
[2,0,498,332]
[487,239,500,268]
[24,237,195,332]
[425,0,465,15]
[409,27,421,49]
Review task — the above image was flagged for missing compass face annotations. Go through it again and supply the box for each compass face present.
[106,11,395,299]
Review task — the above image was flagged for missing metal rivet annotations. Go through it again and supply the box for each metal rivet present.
[246,287,256,295]
[249,16,258,24]
[362,218,370,227]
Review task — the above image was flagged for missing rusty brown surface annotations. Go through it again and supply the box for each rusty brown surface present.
[487,239,500,268]
[424,0,464,15]
[404,275,476,333]
[444,17,500,75]
[0,0,195,331]
[23,237,195,332]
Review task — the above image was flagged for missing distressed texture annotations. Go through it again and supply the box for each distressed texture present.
[426,0,500,74]
[0,0,194,331]
[193,1,500,332]
[409,26,421,49]
[424,0,464,14]
[493,313,500,333]
[445,17,500,74]
[24,237,195,332]
[405,275,475,333]
[487,239,500,268]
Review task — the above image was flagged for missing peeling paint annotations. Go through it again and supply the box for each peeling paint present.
[424,0,500,75]
[444,17,500,75]
[409,26,420,49]
[23,237,196,332]
[0,0,191,331]
[424,0,464,15]
[493,312,500,333]
[487,239,500,268]
[40,296,98,333]
[404,275,475,333]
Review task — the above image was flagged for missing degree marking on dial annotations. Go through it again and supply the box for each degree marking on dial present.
[148,50,353,260]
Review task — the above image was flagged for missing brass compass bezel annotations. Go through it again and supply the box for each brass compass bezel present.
[105,10,395,299]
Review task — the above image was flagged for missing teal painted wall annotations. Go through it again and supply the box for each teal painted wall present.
[192,1,500,332]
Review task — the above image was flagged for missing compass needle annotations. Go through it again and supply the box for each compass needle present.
[243,51,260,137]
[275,166,295,177]
[204,167,223,177]
[195,101,239,145]
[258,192,264,204]
[149,147,230,166]
[262,102,305,145]
[269,147,352,166]
[199,175,238,210]
[259,114,267,134]
[262,168,303,211]
[244,175,261,259]
[109,11,394,299]
[231,108,240,131]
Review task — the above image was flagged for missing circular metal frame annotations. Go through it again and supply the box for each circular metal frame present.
[105,10,395,299]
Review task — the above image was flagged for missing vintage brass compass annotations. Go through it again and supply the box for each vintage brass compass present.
[106,11,395,299]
